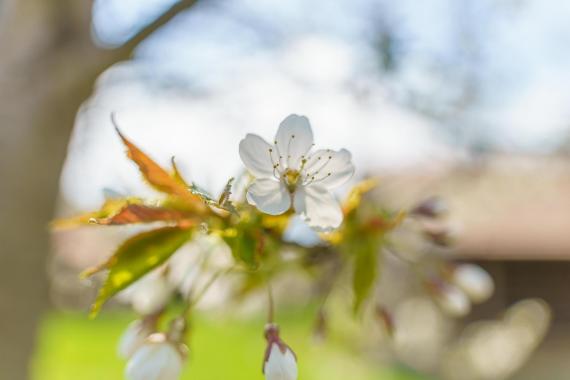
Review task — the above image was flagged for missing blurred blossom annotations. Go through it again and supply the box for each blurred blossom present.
[393,297,449,371]
[126,333,186,380]
[411,196,448,218]
[119,269,173,315]
[167,234,232,305]
[118,320,154,359]
[449,264,494,304]
[442,299,551,380]
[430,281,471,318]
[386,220,431,262]
[503,298,551,345]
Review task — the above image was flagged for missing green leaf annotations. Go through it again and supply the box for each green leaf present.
[223,226,260,269]
[352,236,382,314]
[190,177,239,215]
[89,226,193,317]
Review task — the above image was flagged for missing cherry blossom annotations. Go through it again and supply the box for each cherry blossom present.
[239,114,354,230]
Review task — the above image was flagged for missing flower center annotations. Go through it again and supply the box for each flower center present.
[284,169,300,193]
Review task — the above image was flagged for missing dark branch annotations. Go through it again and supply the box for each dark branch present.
[114,0,199,60]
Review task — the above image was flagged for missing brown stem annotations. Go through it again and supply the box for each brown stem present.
[267,281,275,324]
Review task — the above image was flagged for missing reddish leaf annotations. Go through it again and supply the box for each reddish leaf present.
[113,119,207,214]
[51,198,139,229]
[95,204,198,226]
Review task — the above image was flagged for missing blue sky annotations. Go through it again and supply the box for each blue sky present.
[58,0,570,209]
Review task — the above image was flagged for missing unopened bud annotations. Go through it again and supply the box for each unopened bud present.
[426,278,471,318]
[263,324,298,380]
[125,333,187,380]
[449,264,494,303]
[411,197,447,218]
[118,319,154,359]
[375,305,395,338]
[423,225,455,247]
[130,272,173,315]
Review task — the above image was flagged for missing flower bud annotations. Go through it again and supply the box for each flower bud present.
[125,333,187,380]
[411,196,447,218]
[426,278,471,318]
[263,324,298,380]
[118,320,153,359]
[450,264,494,303]
[131,271,173,315]
[423,225,455,247]
[375,305,395,338]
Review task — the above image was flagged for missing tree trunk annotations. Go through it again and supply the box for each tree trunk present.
[0,0,197,377]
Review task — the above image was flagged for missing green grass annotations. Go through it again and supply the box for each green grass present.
[31,308,428,380]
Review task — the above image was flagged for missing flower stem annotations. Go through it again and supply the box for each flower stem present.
[184,266,233,318]
[267,281,275,324]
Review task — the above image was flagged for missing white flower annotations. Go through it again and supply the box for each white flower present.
[118,320,153,359]
[451,264,494,304]
[437,283,471,318]
[167,234,233,300]
[263,324,298,380]
[126,333,186,380]
[239,114,354,230]
[120,270,173,315]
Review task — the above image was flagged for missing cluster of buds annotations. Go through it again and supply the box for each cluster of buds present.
[263,324,298,380]
[388,197,495,318]
[410,196,455,248]
[120,317,188,380]
[415,197,494,317]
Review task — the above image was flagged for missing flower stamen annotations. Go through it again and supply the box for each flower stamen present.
[268,148,282,180]
[304,172,332,186]
[273,140,284,168]
[286,134,295,168]
[303,152,334,184]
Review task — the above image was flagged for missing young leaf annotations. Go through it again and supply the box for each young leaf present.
[170,156,190,187]
[88,226,193,317]
[352,236,382,314]
[224,227,260,268]
[113,119,207,214]
[343,178,379,215]
[94,204,198,226]
[190,177,239,215]
[51,198,142,229]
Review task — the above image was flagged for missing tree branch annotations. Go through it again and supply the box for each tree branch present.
[113,0,199,61]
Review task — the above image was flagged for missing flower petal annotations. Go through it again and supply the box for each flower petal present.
[126,340,183,380]
[239,133,278,178]
[264,344,298,380]
[247,179,291,215]
[304,148,354,188]
[130,272,173,315]
[294,185,343,230]
[275,114,314,170]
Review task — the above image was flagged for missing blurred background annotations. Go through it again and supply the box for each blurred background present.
[2,0,570,379]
